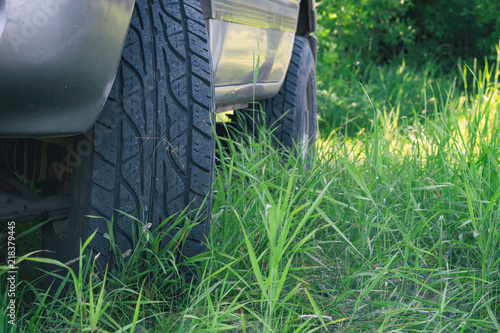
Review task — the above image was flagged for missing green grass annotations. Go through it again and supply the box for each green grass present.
[2,51,500,332]
[317,54,460,137]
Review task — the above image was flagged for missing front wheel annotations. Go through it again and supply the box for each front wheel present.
[43,0,215,270]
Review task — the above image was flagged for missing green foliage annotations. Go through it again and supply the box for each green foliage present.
[316,0,414,75]
[315,0,418,136]
[2,55,500,331]
[411,0,500,60]
[316,0,500,68]
[2,59,500,330]
[316,0,500,135]
[409,0,500,61]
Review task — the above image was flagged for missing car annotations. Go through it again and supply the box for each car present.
[0,0,317,270]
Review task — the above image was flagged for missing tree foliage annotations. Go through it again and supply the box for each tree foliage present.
[315,0,500,135]
[316,0,500,74]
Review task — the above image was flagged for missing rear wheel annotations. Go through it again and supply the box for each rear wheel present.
[44,0,215,270]
[262,35,317,160]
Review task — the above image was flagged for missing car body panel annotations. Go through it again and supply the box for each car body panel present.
[207,0,300,107]
[210,19,295,106]
[0,0,135,137]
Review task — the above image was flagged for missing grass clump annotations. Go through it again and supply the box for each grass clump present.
[1,47,500,332]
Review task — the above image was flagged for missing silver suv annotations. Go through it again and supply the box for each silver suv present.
[0,0,317,266]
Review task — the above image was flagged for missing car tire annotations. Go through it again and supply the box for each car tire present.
[44,0,215,270]
[262,35,317,161]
